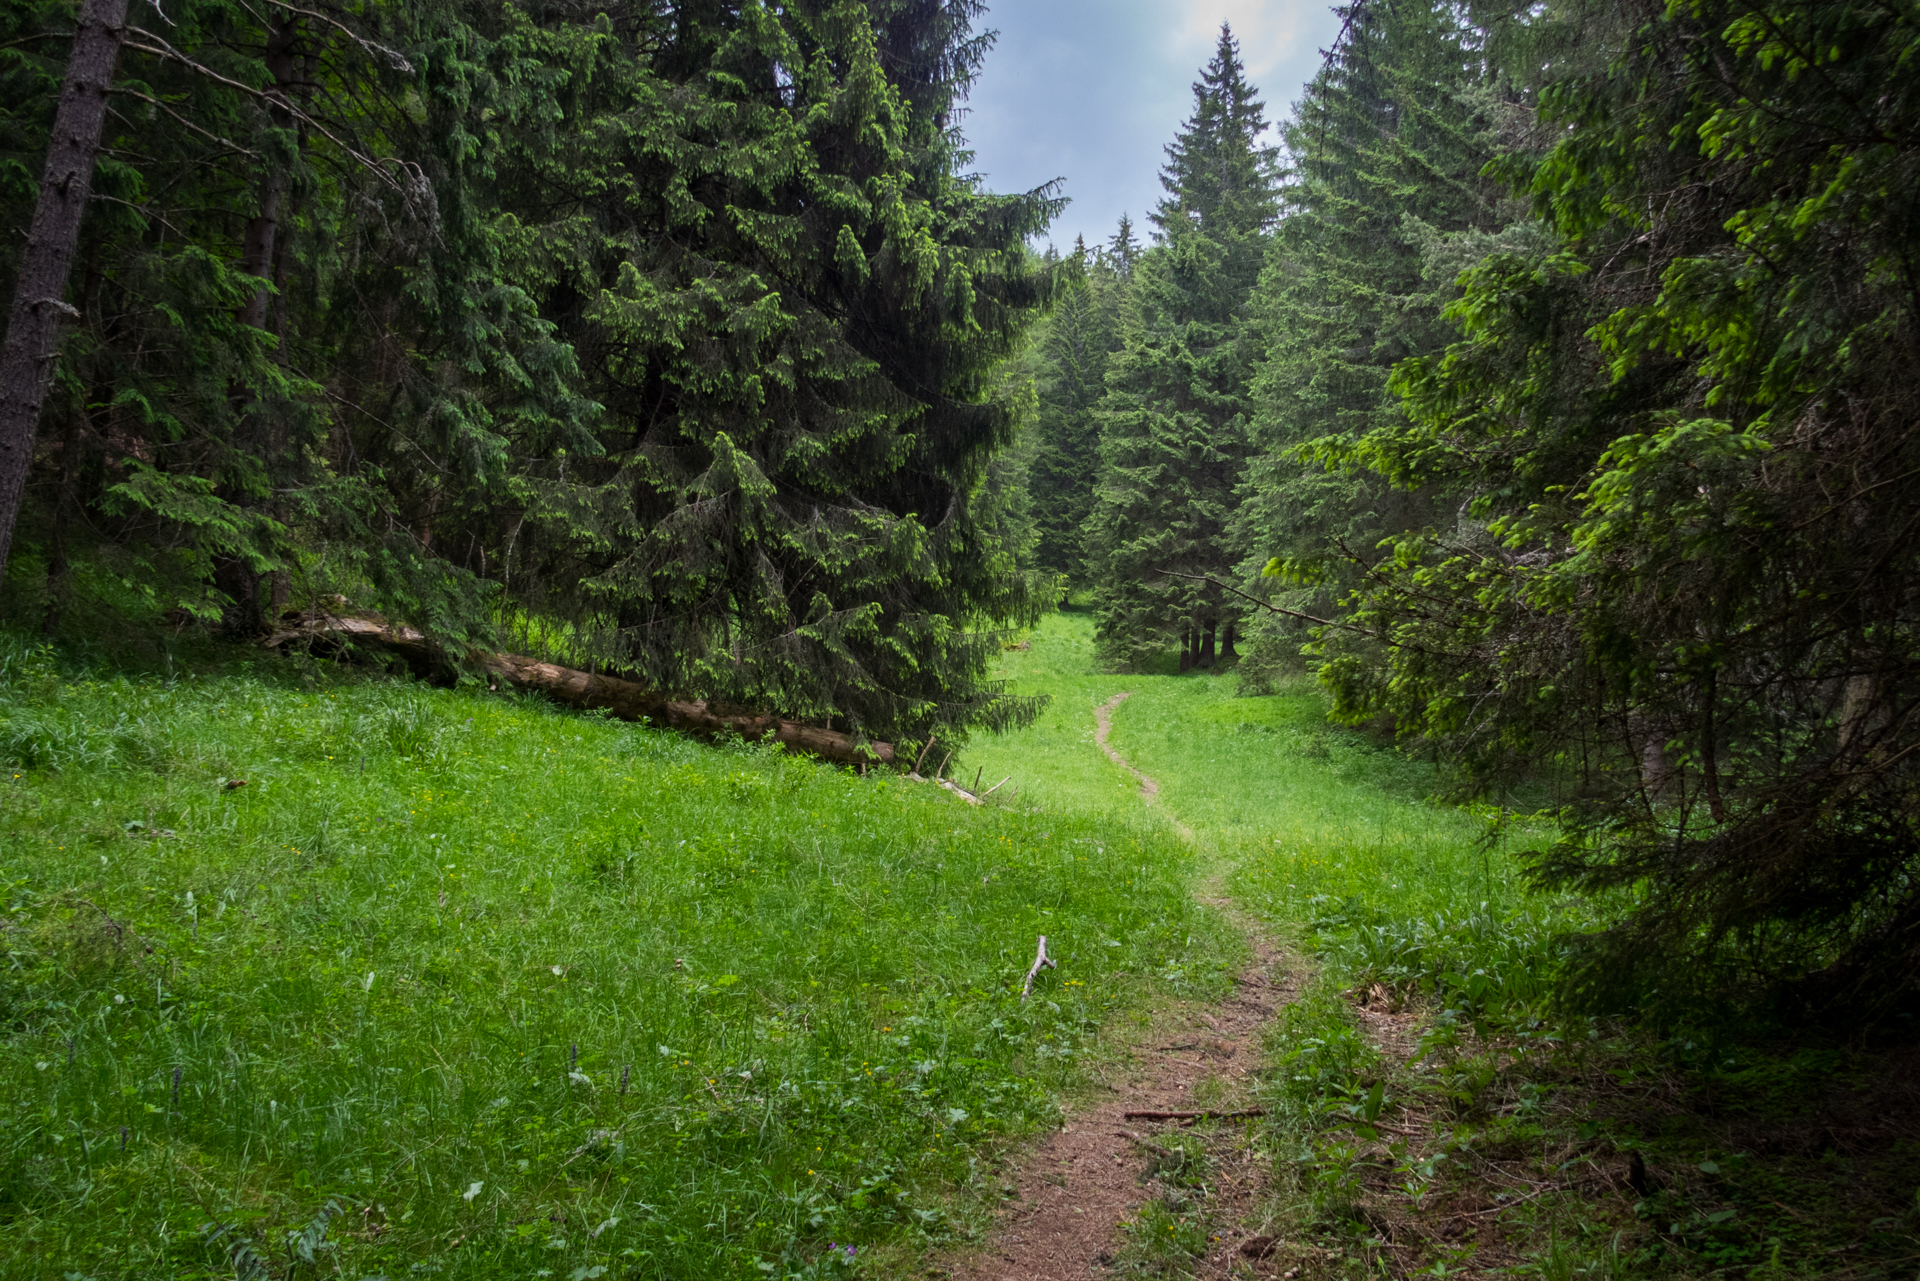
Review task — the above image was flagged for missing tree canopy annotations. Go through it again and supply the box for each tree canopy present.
[0,0,1060,744]
[1004,0,1920,1029]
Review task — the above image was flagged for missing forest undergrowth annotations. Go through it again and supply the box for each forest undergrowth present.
[963,611,1920,1281]
[0,627,1241,1280]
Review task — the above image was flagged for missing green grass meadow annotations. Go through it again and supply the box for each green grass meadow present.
[0,637,1238,1280]
[9,610,1912,1281]
[968,613,1920,1281]
[963,610,1558,947]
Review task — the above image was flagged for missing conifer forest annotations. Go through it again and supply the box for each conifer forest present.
[3,1,1920,1278]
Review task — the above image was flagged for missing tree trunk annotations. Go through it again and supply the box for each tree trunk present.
[237,20,300,330]
[215,554,265,635]
[1199,618,1216,667]
[1220,616,1237,661]
[264,608,898,767]
[1178,621,1192,672]
[216,18,300,630]
[0,0,131,576]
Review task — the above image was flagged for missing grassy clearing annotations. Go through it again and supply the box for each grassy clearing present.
[962,610,1566,976]
[0,635,1240,1280]
[963,611,1920,1280]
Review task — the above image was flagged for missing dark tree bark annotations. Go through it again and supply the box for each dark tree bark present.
[1178,620,1193,671]
[237,20,300,330]
[1220,616,1237,661]
[214,555,266,635]
[1199,618,1216,667]
[215,19,303,634]
[0,0,131,576]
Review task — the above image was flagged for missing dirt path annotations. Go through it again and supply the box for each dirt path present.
[1093,692,1193,841]
[945,695,1292,1280]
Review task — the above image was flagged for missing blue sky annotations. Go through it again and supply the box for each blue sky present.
[962,0,1347,251]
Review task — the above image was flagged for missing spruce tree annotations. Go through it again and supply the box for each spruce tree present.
[1027,235,1124,585]
[477,0,1060,742]
[1317,0,1920,1027]
[1085,25,1275,670]
[1231,0,1517,686]
[0,0,1057,748]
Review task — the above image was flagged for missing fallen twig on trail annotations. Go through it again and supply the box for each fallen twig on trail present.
[1021,935,1057,1000]
[980,775,1011,798]
[1123,1108,1267,1123]
[265,607,894,767]
[1329,1118,1422,1137]
[1444,1185,1567,1219]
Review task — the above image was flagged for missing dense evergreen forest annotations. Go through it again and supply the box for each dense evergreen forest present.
[1021,1,1920,1034]
[5,0,1920,1041]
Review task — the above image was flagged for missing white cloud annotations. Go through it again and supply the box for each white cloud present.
[1180,0,1331,76]
[966,0,1345,248]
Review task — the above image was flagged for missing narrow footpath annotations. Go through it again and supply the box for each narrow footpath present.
[946,694,1296,1279]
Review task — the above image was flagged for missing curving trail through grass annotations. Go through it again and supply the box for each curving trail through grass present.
[955,612,1920,1281]
[0,634,1243,1281]
[945,610,1566,1277]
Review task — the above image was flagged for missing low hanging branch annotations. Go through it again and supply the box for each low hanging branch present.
[1155,568,1341,627]
[265,608,895,767]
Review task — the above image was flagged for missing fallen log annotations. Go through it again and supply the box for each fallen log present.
[264,608,895,767]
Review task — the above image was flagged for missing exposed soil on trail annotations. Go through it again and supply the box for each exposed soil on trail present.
[1093,692,1157,801]
[947,940,1296,1280]
[1093,692,1193,841]
[943,695,1295,1280]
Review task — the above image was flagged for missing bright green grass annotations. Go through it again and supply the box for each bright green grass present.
[963,611,1537,909]
[960,611,1585,1004]
[0,639,1238,1281]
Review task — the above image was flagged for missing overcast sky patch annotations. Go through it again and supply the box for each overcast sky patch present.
[962,0,1345,251]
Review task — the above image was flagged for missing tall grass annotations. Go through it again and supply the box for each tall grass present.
[0,636,1238,1280]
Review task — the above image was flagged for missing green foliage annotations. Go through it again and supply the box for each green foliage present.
[1025,235,1127,583]
[1233,0,1525,688]
[0,634,1234,1278]
[481,0,1060,739]
[3,0,1058,743]
[1085,26,1276,672]
[1302,0,1920,1029]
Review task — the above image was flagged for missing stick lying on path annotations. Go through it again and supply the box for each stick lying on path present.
[1122,1109,1267,1124]
[265,607,895,768]
[1020,935,1057,1000]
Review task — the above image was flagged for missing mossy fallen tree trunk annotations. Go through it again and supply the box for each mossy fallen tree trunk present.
[265,609,895,768]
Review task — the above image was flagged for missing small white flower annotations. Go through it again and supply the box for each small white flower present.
[463,1181,483,1202]
[34,1061,49,1071]
[113,994,125,1004]
[550,965,565,976]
